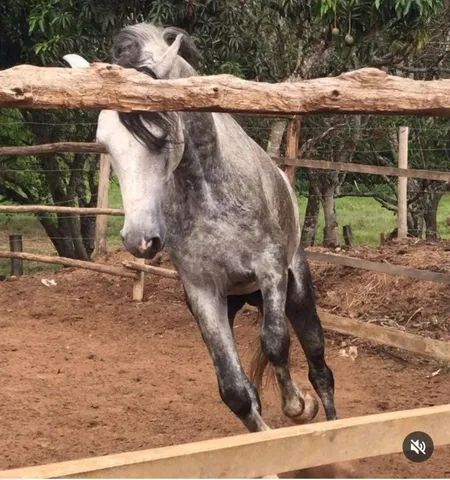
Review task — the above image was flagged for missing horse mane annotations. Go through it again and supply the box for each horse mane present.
[111,23,200,151]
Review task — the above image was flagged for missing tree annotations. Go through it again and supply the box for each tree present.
[0,0,447,256]
[0,1,159,258]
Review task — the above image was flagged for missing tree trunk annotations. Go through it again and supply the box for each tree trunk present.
[301,181,320,246]
[38,214,75,258]
[424,192,443,242]
[321,186,339,247]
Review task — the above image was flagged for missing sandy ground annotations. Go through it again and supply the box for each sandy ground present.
[0,243,449,477]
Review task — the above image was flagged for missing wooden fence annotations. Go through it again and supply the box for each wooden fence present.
[0,404,449,478]
[0,65,449,476]
[1,65,450,115]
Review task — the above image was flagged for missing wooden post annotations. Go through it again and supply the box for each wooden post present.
[132,258,145,301]
[397,126,409,239]
[9,234,23,277]
[285,116,300,186]
[93,153,111,258]
[342,225,353,246]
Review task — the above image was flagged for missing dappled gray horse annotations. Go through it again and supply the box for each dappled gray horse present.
[96,23,336,432]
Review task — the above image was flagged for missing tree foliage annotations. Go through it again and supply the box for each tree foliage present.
[0,0,448,256]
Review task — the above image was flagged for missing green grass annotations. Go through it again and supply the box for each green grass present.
[298,194,450,245]
[438,194,450,239]
[1,183,449,276]
[298,196,395,245]
[107,179,125,248]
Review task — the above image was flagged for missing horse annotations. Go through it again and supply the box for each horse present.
[86,23,336,432]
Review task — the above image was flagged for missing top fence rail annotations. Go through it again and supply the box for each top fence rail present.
[0,65,450,115]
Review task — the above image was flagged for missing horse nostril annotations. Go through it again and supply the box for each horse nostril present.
[139,236,162,255]
[148,236,162,252]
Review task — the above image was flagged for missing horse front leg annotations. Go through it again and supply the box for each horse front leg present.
[184,285,269,432]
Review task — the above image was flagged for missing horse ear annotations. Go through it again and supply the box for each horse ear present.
[163,27,201,69]
[63,54,90,68]
[152,33,183,78]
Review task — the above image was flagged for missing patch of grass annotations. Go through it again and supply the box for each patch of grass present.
[437,193,450,239]
[107,179,124,248]
[298,194,450,246]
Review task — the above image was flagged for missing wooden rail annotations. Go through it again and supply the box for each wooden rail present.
[1,65,450,115]
[319,310,450,363]
[307,251,450,284]
[1,405,449,478]
[0,142,106,156]
[281,158,450,183]
[0,205,123,216]
[1,141,448,183]
[0,252,136,279]
[123,260,180,279]
[0,252,180,282]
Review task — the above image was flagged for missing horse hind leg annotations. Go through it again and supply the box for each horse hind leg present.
[257,269,313,423]
[285,249,337,421]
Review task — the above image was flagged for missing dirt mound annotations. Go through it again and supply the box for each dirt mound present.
[310,241,450,340]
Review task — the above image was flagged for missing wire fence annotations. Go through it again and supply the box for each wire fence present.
[0,118,449,270]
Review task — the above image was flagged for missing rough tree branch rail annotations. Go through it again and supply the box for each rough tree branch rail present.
[0,64,449,115]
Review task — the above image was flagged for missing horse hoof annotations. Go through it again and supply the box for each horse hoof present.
[282,394,305,419]
[290,393,319,424]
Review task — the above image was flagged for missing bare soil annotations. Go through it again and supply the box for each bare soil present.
[0,242,449,477]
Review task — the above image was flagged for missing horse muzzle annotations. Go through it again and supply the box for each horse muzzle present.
[121,230,165,259]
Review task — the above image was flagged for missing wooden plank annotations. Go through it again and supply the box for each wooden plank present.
[284,117,300,186]
[1,65,450,115]
[307,251,450,284]
[318,309,450,363]
[0,142,105,156]
[0,205,123,216]
[1,405,449,478]
[93,153,112,257]
[397,127,409,239]
[0,252,136,279]
[279,158,450,182]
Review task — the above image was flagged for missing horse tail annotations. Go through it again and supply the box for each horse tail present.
[248,311,278,392]
[249,341,270,391]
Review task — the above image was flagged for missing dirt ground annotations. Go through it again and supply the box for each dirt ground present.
[0,242,449,477]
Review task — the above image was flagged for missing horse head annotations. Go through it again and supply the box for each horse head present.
[95,23,200,259]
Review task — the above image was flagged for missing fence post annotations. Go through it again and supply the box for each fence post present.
[93,153,111,258]
[343,225,353,247]
[9,234,23,277]
[132,258,145,301]
[285,116,300,186]
[397,126,409,240]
